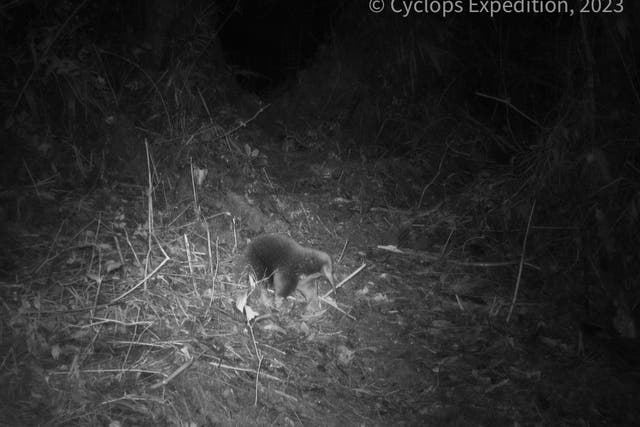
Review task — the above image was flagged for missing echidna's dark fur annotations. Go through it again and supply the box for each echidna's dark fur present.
[239,234,335,298]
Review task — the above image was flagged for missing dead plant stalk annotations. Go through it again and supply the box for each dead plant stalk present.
[507,199,536,322]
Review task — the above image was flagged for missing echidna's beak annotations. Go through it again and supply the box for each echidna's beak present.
[322,263,336,296]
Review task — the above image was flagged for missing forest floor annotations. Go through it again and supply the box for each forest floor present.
[1,116,639,427]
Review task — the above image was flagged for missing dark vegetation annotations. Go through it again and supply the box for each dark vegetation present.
[1,0,639,425]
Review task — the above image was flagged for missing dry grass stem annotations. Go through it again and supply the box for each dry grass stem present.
[507,199,536,323]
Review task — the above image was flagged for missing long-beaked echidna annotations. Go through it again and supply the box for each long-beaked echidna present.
[239,234,335,299]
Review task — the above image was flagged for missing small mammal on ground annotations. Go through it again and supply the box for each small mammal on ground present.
[239,234,335,300]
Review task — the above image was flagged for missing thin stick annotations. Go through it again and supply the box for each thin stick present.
[319,263,366,320]
[322,263,366,299]
[377,246,539,269]
[80,317,153,328]
[455,294,464,311]
[91,215,103,317]
[441,228,455,257]
[247,323,264,406]
[34,220,66,274]
[206,227,216,316]
[113,235,125,272]
[149,358,194,390]
[22,159,41,199]
[188,103,271,141]
[145,139,154,235]
[122,305,140,369]
[475,91,541,128]
[417,147,447,209]
[319,296,356,321]
[50,368,162,376]
[144,139,154,295]
[448,259,539,269]
[338,239,349,264]
[215,103,271,141]
[189,159,200,218]
[108,255,170,305]
[272,389,298,402]
[185,234,199,298]
[198,87,213,123]
[208,361,282,382]
[123,229,141,266]
[507,200,536,322]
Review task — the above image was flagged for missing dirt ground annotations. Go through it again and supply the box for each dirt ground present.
[2,136,639,427]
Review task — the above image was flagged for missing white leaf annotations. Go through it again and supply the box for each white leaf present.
[235,291,248,312]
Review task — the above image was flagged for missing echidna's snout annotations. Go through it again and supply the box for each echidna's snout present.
[321,260,336,296]
[322,263,334,286]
